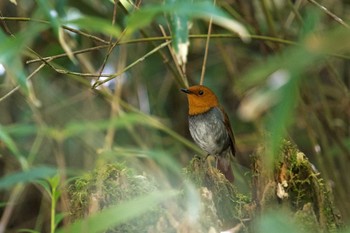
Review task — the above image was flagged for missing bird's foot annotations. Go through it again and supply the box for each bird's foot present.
[204,154,217,176]
[205,154,216,167]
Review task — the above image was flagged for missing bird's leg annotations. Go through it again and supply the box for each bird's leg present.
[205,154,216,175]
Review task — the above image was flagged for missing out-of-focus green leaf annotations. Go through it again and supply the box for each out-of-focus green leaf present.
[56,190,178,233]
[0,124,23,160]
[257,211,300,233]
[36,0,61,36]
[35,179,51,195]
[62,114,147,138]
[118,0,134,10]
[236,14,329,165]
[0,23,47,95]
[266,72,299,161]
[126,1,249,41]
[65,16,122,37]
[109,147,184,174]
[55,213,66,229]
[165,0,191,65]
[18,229,40,233]
[0,167,57,190]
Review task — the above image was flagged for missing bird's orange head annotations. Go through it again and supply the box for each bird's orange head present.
[181,85,219,115]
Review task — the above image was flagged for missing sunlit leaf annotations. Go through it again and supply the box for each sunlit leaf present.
[57,190,178,233]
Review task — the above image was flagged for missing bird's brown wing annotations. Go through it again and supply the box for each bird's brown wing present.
[219,105,236,156]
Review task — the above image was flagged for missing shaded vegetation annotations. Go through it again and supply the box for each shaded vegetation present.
[0,0,349,232]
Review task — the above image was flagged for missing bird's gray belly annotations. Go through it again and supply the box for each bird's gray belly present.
[188,109,230,155]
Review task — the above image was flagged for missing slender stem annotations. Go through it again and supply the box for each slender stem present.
[93,41,172,88]
[200,0,215,85]
[260,0,278,38]
[25,34,299,65]
[50,187,56,233]
[159,25,188,87]
[307,0,350,29]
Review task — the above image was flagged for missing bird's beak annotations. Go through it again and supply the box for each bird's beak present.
[181,88,192,94]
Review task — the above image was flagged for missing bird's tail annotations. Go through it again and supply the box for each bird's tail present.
[217,157,234,182]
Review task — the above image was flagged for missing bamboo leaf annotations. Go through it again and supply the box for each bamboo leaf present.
[126,1,249,41]
[57,190,178,233]
[65,16,122,38]
[0,167,57,190]
[0,124,23,160]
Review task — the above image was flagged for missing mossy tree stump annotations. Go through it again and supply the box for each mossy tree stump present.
[251,140,341,232]
[68,141,341,232]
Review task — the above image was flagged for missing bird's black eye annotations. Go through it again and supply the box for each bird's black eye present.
[198,90,204,95]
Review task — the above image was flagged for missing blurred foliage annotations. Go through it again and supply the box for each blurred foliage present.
[0,0,349,232]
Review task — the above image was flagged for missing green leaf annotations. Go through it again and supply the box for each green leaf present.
[0,202,7,208]
[62,114,147,138]
[18,229,41,233]
[108,147,183,174]
[65,16,122,38]
[55,212,67,229]
[126,1,249,41]
[0,23,47,95]
[0,167,57,190]
[1,124,38,136]
[165,0,192,64]
[0,124,23,160]
[36,0,61,36]
[57,190,178,233]
[48,174,61,189]
[257,211,300,233]
[35,179,51,195]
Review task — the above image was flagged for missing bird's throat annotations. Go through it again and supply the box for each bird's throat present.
[188,105,212,116]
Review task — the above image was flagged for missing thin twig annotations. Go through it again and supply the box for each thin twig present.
[307,0,350,29]
[0,16,110,44]
[200,0,215,85]
[0,62,49,102]
[159,25,188,87]
[26,45,110,64]
[103,0,125,150]
[93,40,172,88]
[285,0,304,28]
[0,185,24,233]
[26,34,302,65]
[95,0,122,86]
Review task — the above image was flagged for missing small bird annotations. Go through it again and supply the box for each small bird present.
[181,85,235,182]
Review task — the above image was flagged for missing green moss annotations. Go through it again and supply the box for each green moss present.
[184,156,251,230]
[275,140,342,232]
[294,202,320,233]
[68,163,161,233]
[68,162,227,233]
